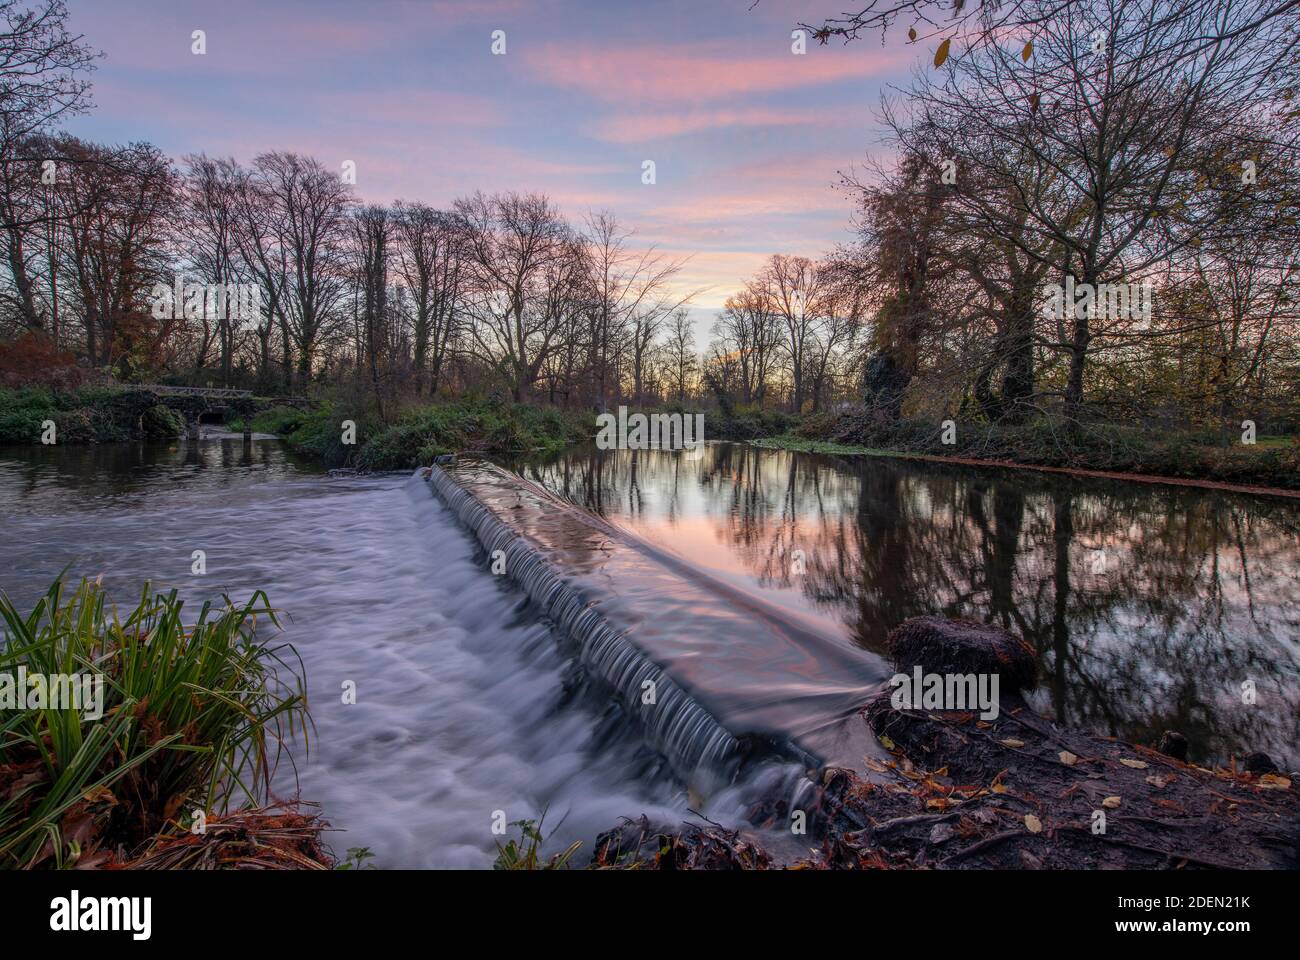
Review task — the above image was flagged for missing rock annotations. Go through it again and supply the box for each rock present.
[1244,752,1280,775]
[885,616,1037,692]
[1157,730,1188,762]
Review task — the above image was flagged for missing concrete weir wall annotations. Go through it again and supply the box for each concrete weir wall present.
[425,460,751,794]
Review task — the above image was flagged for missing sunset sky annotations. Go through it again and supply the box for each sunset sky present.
[64,0,921,336]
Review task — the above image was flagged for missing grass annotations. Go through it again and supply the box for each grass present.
[226,404,311,437]
[492,815,582,870]
[0,577,308,869]
[774,412,1300,490]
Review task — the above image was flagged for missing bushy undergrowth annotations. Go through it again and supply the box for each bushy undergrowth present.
[228,404,311,437]
[0,387,186,444]
[778,411,1300,489]
[284,396,594,470]
[707,404,797,441]
[0,578,307,869]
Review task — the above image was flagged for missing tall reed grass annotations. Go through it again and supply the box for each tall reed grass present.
[0,577,307,869]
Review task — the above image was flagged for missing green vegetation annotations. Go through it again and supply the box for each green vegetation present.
[492,815,582,870]
[282,395,595,470]
[759,413,1300,490]
[335,846,378,870]
[0,386,186,444]
[226,404,311,437]
[0,577,307,869]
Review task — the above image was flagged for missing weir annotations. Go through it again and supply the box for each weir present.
[425,458,882,795]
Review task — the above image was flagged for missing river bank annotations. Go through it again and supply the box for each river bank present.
[587,617,1298,870]
[750,411,1300,492]
[10,382,1294,495]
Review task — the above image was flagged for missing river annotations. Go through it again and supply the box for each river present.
[2,436,1297,866]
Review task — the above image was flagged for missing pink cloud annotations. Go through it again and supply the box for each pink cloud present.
[595,107,822,144]
[524,42,913,104]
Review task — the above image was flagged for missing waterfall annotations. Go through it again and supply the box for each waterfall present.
[426,464,752,795]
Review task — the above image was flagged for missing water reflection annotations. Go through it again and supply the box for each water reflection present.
[514,443,1300,768]
[0,436,322,515]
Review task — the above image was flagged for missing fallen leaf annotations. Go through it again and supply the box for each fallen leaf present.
[1102,796,1122,809]
[1257,774,1291,790]
[1024,814,1043,833]
[1000,738,1025,748]
[1120,758,1148,769]
[1146,775,1168,789]
[991,782,1009,794]
[934,38,951,68]
[878,734,895,750]
[1059,751,1078,765]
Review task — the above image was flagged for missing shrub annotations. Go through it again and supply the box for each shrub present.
[140,404,185,439]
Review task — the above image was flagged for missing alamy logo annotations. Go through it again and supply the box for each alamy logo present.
[0,668,103,720]
[50,891,151,940]
[1042,276,1153,321]
[889,667,1001,720]
[595,406,705,459]
[151,272,262,322]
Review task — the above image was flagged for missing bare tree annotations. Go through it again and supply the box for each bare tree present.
[394,201,464,396]
[883,0,1296,416]
[455,191,585,402]
[583,210,692,408]
[0,1,97,335]
[182,154,245,383]
[59,139,176,374]
[664,307,698,403]
[352,203,391,416]
[250,152,352,386]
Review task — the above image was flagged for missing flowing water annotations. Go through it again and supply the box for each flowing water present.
[512,443,1300,771]
[2,436,1297,867]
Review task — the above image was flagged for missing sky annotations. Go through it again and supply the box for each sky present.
[62,0,921,338]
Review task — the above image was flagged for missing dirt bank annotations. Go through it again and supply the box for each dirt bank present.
[592,617,1299,870]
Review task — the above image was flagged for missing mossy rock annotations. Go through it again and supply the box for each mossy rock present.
[886,616,1038,693]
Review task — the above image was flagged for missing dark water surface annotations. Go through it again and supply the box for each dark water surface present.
[512,443,1300,769]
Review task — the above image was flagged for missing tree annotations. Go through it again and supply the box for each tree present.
[582,210,691,408]
[456,191,585,402]
[394,201,464,396]
[882,0,1296,416]
[59,138,176,375]
[352,203,391,416]
[664,308,698,402]
[182,154,244,383]
[0,1,96,336]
